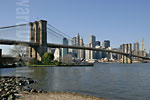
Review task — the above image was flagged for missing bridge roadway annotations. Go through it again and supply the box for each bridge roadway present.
[0,39,150,60]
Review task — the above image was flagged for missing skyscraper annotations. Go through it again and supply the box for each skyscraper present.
[141,39,145,51]
[95,45,102,59]
[62,38,68,58]
[72,37,76,46]
[134,42,139,51]
[102,42,106,49]
[95,41,101,46]
[89,35,96,59]
[103,40,110,48]
[71,33,85,60]
[102,40,110,58]
[79,38,85,59]
[76,33,80,46]
[139,39,146,57]
[133,41,140,55]
[89,35,96,45]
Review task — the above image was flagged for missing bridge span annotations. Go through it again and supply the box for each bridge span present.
[0,39,150,61]
[0,20,150,63]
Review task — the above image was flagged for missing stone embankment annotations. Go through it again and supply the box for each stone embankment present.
[0,76,106,100]
[0,76,46,100]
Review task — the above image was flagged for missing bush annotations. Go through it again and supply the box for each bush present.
[42,52,54,65]
[54,60,61,65]
[29,58,41,65]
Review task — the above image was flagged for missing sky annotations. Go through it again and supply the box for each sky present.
[0,0,150,54]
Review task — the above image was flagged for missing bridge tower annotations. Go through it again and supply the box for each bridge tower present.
[122,44,132,64]
[128,44,132,63]
[122,44,125,63]
[29,20,47,61]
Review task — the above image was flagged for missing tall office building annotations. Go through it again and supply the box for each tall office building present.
[72,37,76,46]
[134,42,139,51]
[62,38,68,58]
[79,38,85,59]
[102,42,106,49]
[133,41,140,56]
[95,46,102,59]
[141,39,145,51]
[85,44,90,60]
[103,40,110,48]
[139,39,146,57]
[102,40,110,58]
[89,35,96,59]
[72,33,80,46]
[95,41,101,46]
[89,35,96,45]
[71,33,85,59]
[76,33,80,46]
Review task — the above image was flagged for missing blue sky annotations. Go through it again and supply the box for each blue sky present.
[0,0,150,54]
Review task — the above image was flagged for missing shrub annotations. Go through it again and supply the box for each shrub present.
[29,58,41,65]
[42,52,54,65]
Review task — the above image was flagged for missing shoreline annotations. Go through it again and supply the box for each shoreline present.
[0,62,150,69]
[0,76,107,100]
[0,63,94,68]
[18,92,107,100]
[29,63,94,67]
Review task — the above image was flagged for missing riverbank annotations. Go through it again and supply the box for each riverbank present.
[0,63,94,68]
[0,76,46,100]
[18,92,106,100]
[0,76,106,100]
[29,63,94,67]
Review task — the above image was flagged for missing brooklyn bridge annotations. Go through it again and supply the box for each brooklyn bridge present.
[0,20,149,64]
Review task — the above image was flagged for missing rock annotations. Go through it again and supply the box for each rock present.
[30,89,37,93]
[0,76,43,99]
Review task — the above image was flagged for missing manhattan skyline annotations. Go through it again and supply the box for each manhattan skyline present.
[0,0,150,53]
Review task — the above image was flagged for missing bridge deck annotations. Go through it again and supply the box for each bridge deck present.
[0,39,150,60]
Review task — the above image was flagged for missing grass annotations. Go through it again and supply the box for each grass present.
[28,63,93,67]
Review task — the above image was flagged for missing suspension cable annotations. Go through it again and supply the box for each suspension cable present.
[48,24,72,39]
[0,23,29,30]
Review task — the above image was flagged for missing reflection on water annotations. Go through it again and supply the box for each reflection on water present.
[0,63,150,100]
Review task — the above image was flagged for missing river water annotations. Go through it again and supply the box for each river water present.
[0,63,150,100]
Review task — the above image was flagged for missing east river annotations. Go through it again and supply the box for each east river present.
[0,63,150,100]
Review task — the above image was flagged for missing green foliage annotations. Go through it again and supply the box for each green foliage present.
[54,60,61,65]
[42,52,54,65]
[29,58,41,65]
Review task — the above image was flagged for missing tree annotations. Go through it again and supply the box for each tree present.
[42,52,54,64]
[10,44,29,63]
